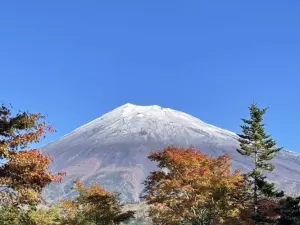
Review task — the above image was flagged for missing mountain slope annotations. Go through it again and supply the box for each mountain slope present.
[42,103,300,203]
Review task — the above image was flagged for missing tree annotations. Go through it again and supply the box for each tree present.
[276,196,300,225]
[60,180,135,225]
[0,204,61,225]
[0,204,29,225]
[27,206,61,225]
[0,103,65,206]
[142,146,249,225]
[236,104,282,223]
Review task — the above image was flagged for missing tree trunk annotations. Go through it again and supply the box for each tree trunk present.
[254,149,258,225]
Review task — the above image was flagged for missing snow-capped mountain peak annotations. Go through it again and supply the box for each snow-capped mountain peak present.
[42,103,300,203]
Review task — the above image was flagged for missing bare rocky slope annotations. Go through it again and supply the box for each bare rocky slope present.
[42,103,300,203]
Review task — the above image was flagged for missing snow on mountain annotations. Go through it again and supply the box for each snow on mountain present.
[42,103,300,203]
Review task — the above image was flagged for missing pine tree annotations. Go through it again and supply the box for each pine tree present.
[236,104,282,224]
[277,196,300,225]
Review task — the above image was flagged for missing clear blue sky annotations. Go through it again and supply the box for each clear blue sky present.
[1,1,300,152]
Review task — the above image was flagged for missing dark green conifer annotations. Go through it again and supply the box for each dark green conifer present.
[237,104,282,224]
[277,196,300,225]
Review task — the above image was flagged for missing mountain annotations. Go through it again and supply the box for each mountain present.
[42,103,300,203]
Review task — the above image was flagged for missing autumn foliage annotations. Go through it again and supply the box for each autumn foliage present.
[142,146,249,225]
[60,180,134,225]
[0,149,65,205]
[0,104,65,205]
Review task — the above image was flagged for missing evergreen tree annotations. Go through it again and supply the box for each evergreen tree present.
[236,104,282,224]
[276,196,300,225]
